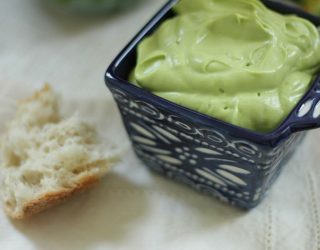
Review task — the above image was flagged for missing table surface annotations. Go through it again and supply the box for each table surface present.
[0,1,320,250]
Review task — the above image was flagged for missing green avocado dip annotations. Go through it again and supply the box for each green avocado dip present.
[130,0,320,132]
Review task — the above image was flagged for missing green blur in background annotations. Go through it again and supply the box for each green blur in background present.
[291,0,320,15]
[46,0,144,15]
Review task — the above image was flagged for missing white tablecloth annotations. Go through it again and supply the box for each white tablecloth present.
[0,1,319,249]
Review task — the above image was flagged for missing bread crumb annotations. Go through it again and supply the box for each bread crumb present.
[0,84,117,219]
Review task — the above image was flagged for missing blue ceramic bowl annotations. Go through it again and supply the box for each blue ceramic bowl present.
[105,0,320,209]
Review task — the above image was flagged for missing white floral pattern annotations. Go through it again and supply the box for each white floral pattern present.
[313,100,320,118]
[110,88,304,208]
[298,99,314,118]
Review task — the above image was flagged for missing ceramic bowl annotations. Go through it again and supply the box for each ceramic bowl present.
[105,0,320,208]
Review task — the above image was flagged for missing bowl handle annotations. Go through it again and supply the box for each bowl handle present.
[285,76,320,132]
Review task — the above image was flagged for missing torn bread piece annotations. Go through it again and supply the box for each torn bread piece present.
[0,84,117,219]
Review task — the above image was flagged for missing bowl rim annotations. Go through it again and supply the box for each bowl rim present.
[105,0,320,146]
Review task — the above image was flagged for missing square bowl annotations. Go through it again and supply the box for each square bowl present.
[105,0,320,209]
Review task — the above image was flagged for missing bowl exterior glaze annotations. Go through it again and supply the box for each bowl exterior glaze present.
[106,84,304,208]
[105,0,319,208]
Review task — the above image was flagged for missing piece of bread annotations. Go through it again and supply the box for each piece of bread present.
[0,84,117,219]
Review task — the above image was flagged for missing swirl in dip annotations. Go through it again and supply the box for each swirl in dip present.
[130,0,320,132]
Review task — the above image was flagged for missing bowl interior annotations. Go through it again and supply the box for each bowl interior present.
[107,0,320,145]
[113,0,320,81]
[113,10,175,81]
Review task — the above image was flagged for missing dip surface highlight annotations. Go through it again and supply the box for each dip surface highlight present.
[131,0,320,132]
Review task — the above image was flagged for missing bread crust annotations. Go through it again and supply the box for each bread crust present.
[1,84,115,220]
[6,174,99,219]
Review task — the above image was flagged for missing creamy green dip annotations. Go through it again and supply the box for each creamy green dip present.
[130,0,320,132]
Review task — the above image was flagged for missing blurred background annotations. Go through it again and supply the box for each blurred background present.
[41,0,320,15]
[289,0,320,14]
[0,1,319,250]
